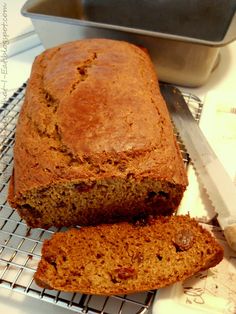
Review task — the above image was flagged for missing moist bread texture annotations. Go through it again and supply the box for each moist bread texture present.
[34,215,224,295]
[8,38,188,228]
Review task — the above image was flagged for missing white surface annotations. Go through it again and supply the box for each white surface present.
[0,0,34,41]
[7,44,44,88]
[0,0,41,78]
[200,91,236,182]
[0,44,44,105]
[1,21,236,314]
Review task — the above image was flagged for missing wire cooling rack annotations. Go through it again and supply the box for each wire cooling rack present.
[0,84,203,314]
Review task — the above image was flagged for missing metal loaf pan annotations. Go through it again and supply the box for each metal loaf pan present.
[22,0,236,87]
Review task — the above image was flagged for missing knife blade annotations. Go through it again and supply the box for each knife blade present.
[160,83,236,252]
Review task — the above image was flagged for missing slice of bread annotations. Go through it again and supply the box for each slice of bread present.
[34,215,223,295]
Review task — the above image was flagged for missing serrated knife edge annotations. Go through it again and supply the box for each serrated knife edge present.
[160,83,236,251]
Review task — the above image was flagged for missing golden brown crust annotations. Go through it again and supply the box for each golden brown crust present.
[8,39,188,227]
[34,215,224,295]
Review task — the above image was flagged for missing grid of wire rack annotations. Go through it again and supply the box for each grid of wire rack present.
[0,83,203,314]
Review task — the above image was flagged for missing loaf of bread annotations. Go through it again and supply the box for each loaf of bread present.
[34,215,223,295]
[8,38,188,228]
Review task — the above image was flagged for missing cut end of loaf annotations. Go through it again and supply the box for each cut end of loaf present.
[34,215,224,295]
[11,176,185,228]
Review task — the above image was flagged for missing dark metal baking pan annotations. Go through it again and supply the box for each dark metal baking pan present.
[22,0,236,86]
[23,0,236,45]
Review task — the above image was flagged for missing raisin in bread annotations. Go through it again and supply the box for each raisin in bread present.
[34,215,223,295]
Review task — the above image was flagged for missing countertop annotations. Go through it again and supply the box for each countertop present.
[1,22,236,314]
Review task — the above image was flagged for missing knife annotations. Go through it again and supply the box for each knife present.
[160,83,236,252]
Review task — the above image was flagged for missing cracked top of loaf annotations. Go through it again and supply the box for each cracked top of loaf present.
[12,39,187,197]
